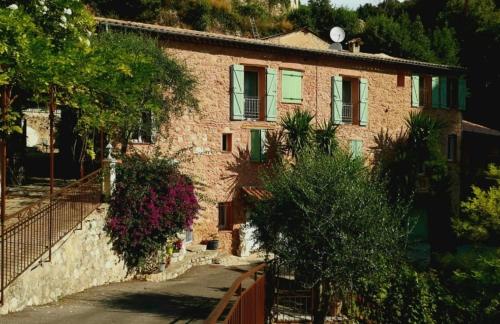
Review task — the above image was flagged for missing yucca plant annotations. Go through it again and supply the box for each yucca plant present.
[281,109,314,158]
[314,120,338,156]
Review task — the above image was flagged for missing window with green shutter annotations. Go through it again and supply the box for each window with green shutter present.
[349,140,363,158]
[281,70,303,104]
[250,129,267,162]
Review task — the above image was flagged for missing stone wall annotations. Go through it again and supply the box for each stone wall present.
[133,40,463,254]
[0,205,132,315]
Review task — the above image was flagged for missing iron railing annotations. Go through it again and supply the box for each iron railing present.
[342,103,353,123]
[0,169,102,304]
[244,97,260,120]
[206,263,266,324]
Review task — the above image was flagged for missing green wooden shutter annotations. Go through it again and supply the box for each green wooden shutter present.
[411,75,420,107]
[332,75,343,124]
[440,76,448,109]
[350,140,363,158]
[266,68,277,121]
[231,64,244,120]
[458,77,467,111]
[261,130,267,161]
[281,70,303,103]
[431,76,440,108]
[250,129,261,162]
[359,78,368,126]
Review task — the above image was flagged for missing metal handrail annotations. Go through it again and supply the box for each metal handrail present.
[244,96,260,120]
[205,263,266,323]
[6,169,101,223]
[1,169,102,305]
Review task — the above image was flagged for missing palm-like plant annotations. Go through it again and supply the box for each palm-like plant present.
[280,109,314,158]
[315,120,338,156]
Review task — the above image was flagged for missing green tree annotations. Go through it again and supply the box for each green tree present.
[250,148,409,323]
[77,32,198,154]
[454,164,500,244]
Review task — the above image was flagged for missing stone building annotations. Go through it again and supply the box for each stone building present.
[97,18,467,255]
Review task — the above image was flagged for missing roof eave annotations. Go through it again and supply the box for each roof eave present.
[96,17,466,74]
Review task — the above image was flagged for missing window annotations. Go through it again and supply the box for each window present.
[447,77,459,108]
[222,133,232,152]
[342,80,353,123]
[419,76,426,107]
[244,70,260,119]
[218,202,232,230]
[281,70,303,104]
[350,140,363,158]
[447,134,457,162]
[412,75,430,108]
[250,129,267,162]
[130,111,154,143]
[231,65,277,122]
[332,76,368,126]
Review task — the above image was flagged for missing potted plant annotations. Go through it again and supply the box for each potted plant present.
[207,233,219,250]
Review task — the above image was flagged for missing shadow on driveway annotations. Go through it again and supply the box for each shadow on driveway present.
[100,292,219,321]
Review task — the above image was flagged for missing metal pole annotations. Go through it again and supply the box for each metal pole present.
[0,85,8,305]
[48,86,55,262]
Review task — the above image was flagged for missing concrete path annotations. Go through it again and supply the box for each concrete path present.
[0,264,253,324]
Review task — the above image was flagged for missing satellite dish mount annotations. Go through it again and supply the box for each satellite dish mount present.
[329,26,345,51]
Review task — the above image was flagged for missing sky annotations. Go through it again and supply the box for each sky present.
[300,0,387,9]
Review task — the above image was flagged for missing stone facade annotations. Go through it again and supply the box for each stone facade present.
[131,33,463,255]
[0,205,132,315]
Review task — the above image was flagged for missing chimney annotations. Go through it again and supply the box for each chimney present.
[347,38,363,53]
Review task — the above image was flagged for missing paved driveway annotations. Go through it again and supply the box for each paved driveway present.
[0,264,253,324]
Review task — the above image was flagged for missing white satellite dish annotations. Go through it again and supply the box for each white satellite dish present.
[330,27,346,43]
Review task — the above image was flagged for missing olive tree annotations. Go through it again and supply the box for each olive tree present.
[249,148,410,323]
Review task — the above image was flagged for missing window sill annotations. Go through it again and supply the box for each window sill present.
[281,100,303,104]
[218,229,233,233]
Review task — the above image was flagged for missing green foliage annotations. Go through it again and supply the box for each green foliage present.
[76,31,198,154]
[85,0,162,21]
[437,247,500,323]
[250,148,410,321]
[454,164,500,244]
[373,112,448,201]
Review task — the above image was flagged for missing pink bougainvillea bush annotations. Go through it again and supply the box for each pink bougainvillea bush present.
[105,154,200,268]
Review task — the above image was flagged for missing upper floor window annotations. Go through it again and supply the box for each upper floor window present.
[413,75,466,111]
[332,76,368,126]
[411,75,429,108]
[447,77,459,108]
[281,70,303,104]
[231,64,277,122]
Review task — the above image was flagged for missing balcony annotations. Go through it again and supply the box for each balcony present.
[342,103,353,123]
[244,96,260,120]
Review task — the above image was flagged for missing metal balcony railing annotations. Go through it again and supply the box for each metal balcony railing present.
[244,97,260,120]
[342,103,353,123]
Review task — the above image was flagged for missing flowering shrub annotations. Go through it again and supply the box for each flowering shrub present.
[105,154,199,269]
